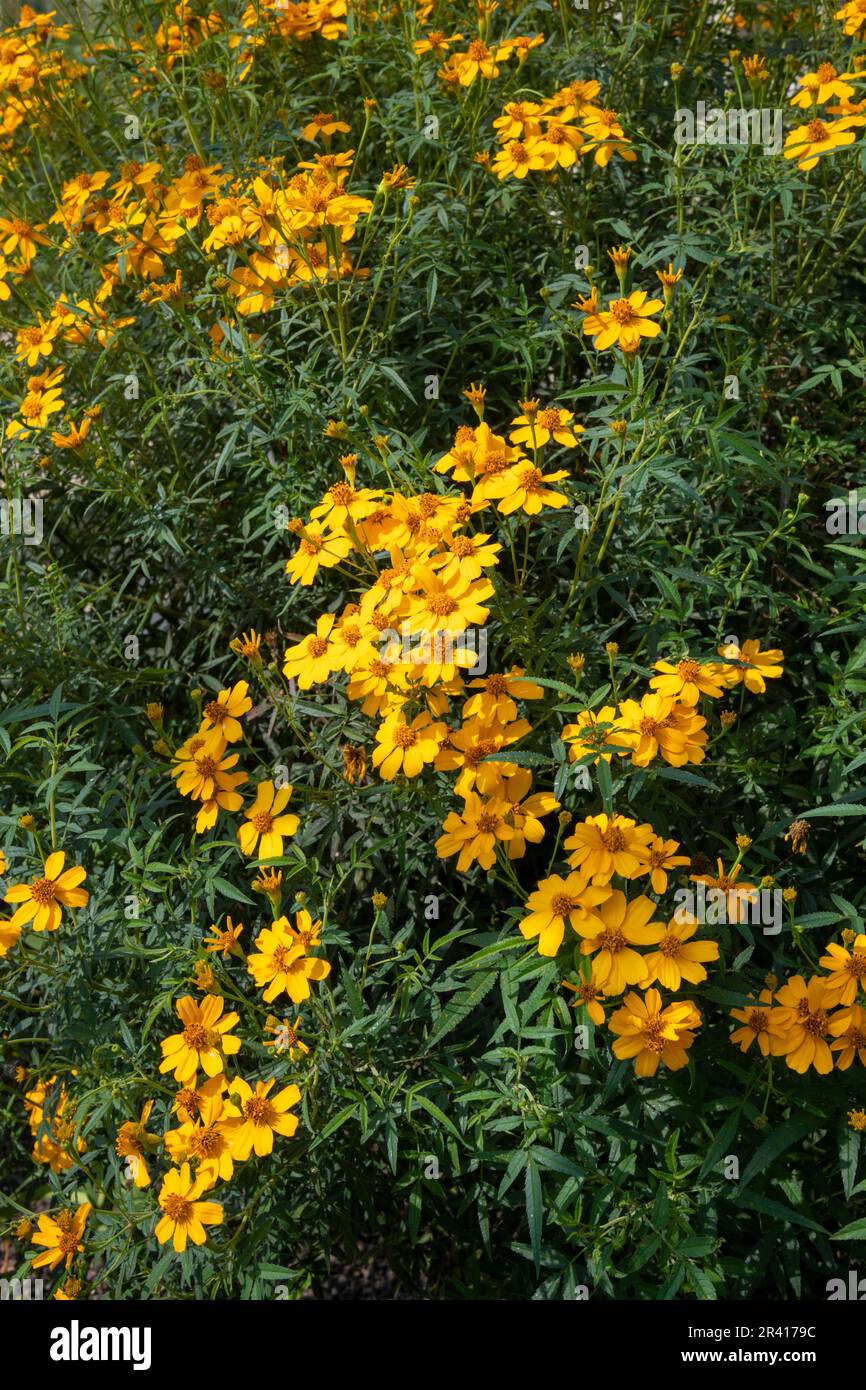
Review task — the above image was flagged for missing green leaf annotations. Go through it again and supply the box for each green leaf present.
[739,1117,816,1191]
[525,1155,543,1274]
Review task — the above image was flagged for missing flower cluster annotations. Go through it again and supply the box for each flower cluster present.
[490,78,636,179]
[731,935,866,1075]
[413,27,544,89]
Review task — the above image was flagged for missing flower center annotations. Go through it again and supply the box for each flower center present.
[31,876,57,905]
[162,1194,193,1224]
[307,636,329,658]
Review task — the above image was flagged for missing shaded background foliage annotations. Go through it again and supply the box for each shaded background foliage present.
[1,0,865,1298]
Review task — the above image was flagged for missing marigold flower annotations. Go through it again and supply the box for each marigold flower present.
[610,988,701,1076]
[155,1163,223,1253]
[115,1101,159,1188]
[564,812,655,884]
[519,871,611,957]
[223,1077,301,1159]
[247,910,331,1004]
[159,994,241,1084]
[729,989,791,1057]
[30,1203,91,1271]
[238,780,300,859]
[4,851,88,933]
[773,974,837,1074]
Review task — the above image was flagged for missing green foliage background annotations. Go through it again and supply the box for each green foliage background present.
[1,0,865,1299]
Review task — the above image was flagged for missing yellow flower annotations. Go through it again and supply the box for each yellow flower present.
[650,656,725,704]
[610,989,701,1076]
[171,731,247,802]
[791,63,857,108]
[716,638,784,692]
[615,693,708,768]
[638,913,719,990]
[285,521,353,587]
[283,613,341,687]
[263,1014,309,1060]
[237,780,300,859]
[562,963,608,1025]
[561,706,625,765]
[508,405,583,449]
[689,858,757,923]
[729,989,791,1056]
[518,871,610,957]
[372,710,447,781]
[246,910,331,1004]
[115,1101,159,1188]
[582,289,663,352]
[849,1108,866,1132]
[631,835,691,893]
[480,461,571,515]
[576,891,663,995]
[819,934,866,1005]
[30,1203,91,1271]
[230,628,263,663]
[158,994,241,1084]
[203,915,244,958]
[783,117,862,171]
[0,918,22,957]
[4,851,88,933]
[564,812,655,883]
[773,975,836,1074]
[223,1077,301,1159]
[199,679,252,742]
[155,1163,223,1253]
[436,791,514,871]
[829,1004,866,1069]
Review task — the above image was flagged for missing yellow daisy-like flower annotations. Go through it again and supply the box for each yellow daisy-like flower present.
[649,657,725,705]
[263,1014,309,1060]
[564,812,655,884]
[576,890,663,995]
[158,994,241,1084]
[372,710,447,781]
[729,989,791,1057]
[480,461,571,516]
[283,612,341,688]
[4,851,88,933]
[562,962,608,1025]
[783,116,862,170]
[508,404,583,449]
[791,63,857,107]
[582,289,663,353]
[203,915,245,958]
[609,988,701,1076]
[155,1162,223,1253]
[0,917,22,956]
[237,780,300,859]
[246,911,331,1004]
[631,835,690,893]
[115,1101,160,1188]
[199,679,252,742]
[223,1077,301,1159]
[819,934,866,1005]
[716,638,784,693]
[829,1004,866,1070]
[773,975,836,1074]
[518,870,610,957]
[435,791,514,871]
[30,1203,91,1271]
[637,913,719,990]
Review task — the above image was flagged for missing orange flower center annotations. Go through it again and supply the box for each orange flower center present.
[162,1194,193,1223]
[806,119,829,141]
[243,1095,275,1125]
[307,636,329,657]
[31,876,58,905]
[393,725,418,749]
[252,810,274,834]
